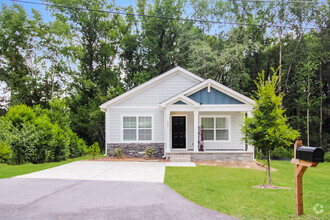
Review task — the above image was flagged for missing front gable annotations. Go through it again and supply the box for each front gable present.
[159,79,254,108]
[173,101,187,105]
[100,67,204,110]
[188,87,244,105]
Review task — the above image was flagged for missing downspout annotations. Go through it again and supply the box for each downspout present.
[159,105,167,159]
[100,106,108,156]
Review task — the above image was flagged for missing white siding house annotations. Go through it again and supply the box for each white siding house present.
[100,67,255,161]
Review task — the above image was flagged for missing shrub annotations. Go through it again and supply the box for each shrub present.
[11,123,41,164]
[144,146,156,158]
[87,142,100,159]
[2,103,88,164]
[113,148,124,159]
[6,105,35,127]
[0,117,15,146]
[0,141,12,163]
[68,130,87,158]
[271,147,293,159]
[324,152,330,162]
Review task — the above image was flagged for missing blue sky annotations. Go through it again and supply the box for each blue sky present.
[0,0,148,21]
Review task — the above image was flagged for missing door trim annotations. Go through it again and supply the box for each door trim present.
[171,114,188,150]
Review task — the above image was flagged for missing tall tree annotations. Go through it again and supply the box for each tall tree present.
[242,69,299,185]
[45,0,125,147]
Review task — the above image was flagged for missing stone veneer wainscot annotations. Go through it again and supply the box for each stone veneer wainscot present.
[107,143,164,158]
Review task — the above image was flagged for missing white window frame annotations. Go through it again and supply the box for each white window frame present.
[120,114,154,142]
[199,115,231,143]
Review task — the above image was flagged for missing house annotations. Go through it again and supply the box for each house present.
[100,67,255,161]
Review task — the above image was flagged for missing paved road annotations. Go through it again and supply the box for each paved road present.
[0,178,235,220]
[0,161,235,219]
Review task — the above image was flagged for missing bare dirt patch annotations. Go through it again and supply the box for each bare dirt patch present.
[195,160,277,171]
[252,184,292,189]
[89,156,169,162]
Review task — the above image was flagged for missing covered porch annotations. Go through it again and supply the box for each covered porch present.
[159,79,255,161]
[161,105,254,153]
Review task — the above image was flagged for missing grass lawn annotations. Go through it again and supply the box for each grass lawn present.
[0,154,105,179]
[165,161,329,219]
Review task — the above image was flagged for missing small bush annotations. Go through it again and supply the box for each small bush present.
[113,148,124,159]
[324,152,330,162]
[0,141,12,162]
[256,156,267,167]
[87,142,100,159]
[68,130,87,158]
[271,147,293,159]
[255,149,265,159]
[144,146,156,158]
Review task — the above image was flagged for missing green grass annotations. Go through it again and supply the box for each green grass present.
[165,161,330,219]
[0,154,105,179]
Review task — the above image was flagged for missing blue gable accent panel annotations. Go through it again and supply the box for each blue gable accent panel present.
[188,87,243,104]
[173,100,187,105]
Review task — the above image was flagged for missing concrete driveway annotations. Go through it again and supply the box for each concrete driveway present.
[0,161,235,219]
[15,161,166,183]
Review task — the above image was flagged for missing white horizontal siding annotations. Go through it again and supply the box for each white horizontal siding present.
[199,111,245,150]
[117,72,200,107]
[108,108,164,143]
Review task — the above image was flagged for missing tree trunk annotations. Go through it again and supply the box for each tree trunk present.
[319,65,322,147]
[278,31,282,94]
[51,53,54,100]
[307,69,310,146]
[267,150,272,185]
[284,34,303,89]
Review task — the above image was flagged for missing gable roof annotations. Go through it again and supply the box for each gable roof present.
[159,79,254,107]
[159,94,200,108]
[100,66,204,110]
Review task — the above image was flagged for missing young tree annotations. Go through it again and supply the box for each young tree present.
[87,142,100,159]
[242,68,299,185]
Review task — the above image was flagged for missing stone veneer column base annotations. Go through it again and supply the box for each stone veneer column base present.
[107,143,164,158]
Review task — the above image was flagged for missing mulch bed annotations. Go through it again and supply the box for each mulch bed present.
[195,160,277,171]
[89,156,169,162]
[252,184,292,189]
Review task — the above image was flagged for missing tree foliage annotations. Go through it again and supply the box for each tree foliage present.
[242,69,299,184]
[0,0,329,154]
[0,101,87,164]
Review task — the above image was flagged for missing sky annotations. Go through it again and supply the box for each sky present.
[1,0,152,21]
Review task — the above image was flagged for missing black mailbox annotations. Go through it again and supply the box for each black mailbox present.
[296,146,324,162]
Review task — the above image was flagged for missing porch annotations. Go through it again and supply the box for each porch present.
[166,151,254,162]
[163,109,254,153]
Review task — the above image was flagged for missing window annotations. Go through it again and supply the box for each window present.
[201,117,229,141]
[123,116,152,141]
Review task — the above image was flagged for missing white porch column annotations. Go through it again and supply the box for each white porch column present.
[165,110,171,152]
[193,110,199,152]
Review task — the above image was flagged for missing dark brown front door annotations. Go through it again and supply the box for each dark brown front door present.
[172,116,186,149]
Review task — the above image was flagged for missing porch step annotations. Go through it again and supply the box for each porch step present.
[170,154,191,162]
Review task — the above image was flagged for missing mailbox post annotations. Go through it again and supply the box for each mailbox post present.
[291,140,324,215]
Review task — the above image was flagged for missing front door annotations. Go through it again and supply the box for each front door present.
[172,116,186,149]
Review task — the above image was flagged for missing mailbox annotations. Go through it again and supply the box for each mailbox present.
[296,146,324,162]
